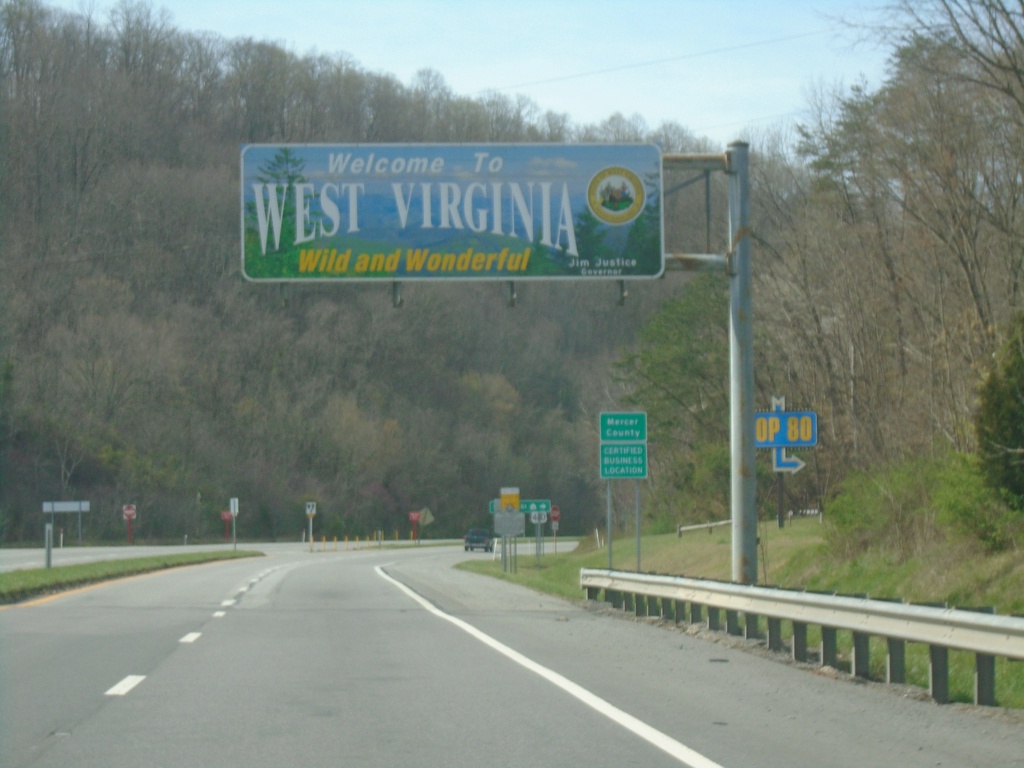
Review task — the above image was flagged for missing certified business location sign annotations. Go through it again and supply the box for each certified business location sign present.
[599,411,648,479]
[240,143,663,282]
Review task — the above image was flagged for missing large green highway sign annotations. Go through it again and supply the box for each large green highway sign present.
[241,144,663,282]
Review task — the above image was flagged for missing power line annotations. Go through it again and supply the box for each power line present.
[481,30,829,94]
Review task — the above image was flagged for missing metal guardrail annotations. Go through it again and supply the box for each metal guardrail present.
[580,568,1024,707]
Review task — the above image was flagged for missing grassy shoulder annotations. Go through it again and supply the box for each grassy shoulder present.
[0,550,264,605]
[459,519,1024,614]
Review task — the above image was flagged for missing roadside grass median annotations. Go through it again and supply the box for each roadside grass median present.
[0,550,263,605]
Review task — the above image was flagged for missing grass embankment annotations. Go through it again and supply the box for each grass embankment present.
[0,550,263,605]
[458,519,1024,709]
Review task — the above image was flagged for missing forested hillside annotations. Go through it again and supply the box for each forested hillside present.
[1,0,1022,549]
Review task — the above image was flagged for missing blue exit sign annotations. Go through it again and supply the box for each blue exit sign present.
[754,411,817,448]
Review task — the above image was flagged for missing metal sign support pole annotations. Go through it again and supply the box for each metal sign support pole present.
[777,473,785,529]
[606,481,613,570]
[727,142,757,584]
[635,479,641,572]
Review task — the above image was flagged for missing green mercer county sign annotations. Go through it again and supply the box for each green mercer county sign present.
[240,144,663,282]
[599,412,647,441]
[599,411,648,479]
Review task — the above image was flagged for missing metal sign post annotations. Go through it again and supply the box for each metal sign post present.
[44,523,53,569]
[726,143,756,585]
[229,497,239,550]
[494,505,525,573]
[41,501,90,545]
[306,501,316,552]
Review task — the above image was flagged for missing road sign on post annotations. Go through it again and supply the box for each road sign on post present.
[122,504,136,544]
[500,487,521,511]
[756,397,819,529]
[42,501,90,545]
[599,412,648,479]
[755,397,816,474]
[520,499,550,514]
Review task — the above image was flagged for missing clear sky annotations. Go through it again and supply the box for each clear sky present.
[48,0,892,147]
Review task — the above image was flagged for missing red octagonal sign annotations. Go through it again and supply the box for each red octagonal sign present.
[550,505,560,522]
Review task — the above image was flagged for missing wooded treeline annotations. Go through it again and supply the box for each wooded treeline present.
[1,0,1022,545]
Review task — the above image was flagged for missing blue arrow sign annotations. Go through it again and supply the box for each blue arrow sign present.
[772,446,806,473]
[762,397,810,474]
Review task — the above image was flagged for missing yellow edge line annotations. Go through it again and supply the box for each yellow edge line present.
[0,557,255,610]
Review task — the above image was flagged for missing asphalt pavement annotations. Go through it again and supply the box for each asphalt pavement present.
[1,544,1021,767]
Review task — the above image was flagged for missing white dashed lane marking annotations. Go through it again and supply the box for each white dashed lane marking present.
[179,632,202,643]
[105,675,146,696]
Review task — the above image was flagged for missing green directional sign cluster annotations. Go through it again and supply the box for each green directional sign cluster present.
[489,498,551,513]
[520,499,550,513]
[599,412,648,479]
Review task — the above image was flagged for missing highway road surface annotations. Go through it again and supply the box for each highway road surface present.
[1,544,1021,767]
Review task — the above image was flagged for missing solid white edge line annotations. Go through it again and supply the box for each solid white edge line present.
[374,565,724,768]
[105,675,146,696]
[179,632,202,643]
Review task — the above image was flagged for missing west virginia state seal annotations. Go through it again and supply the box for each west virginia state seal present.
[587,166,645,225]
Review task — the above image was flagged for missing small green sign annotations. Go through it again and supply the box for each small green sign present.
[519,499,551,513]
[600,443,648,479]
[600,412,647,442]
[489,498,551,513]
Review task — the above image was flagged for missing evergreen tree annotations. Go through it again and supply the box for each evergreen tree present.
[976,311,1024,513]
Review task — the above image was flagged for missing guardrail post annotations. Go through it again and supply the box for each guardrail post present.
[586,586,601,601]
[975,652,996,706]
[966,607,997,706]
[929,645,950,704]
[726,610,741,635]
[792,622,808,662]
[663,598,676,622]
[624,592,635,613]
[745,613,761,640]
[886,638,906,684]
[609,590,622,609]
[689,602,703,625]
[821,627,838,668]
[707,606,721,631]
[767,618,783,652]
[852,632,870,679]
[635,594,646,617]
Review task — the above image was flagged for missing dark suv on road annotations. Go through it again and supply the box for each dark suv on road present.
[464,528,493,552]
